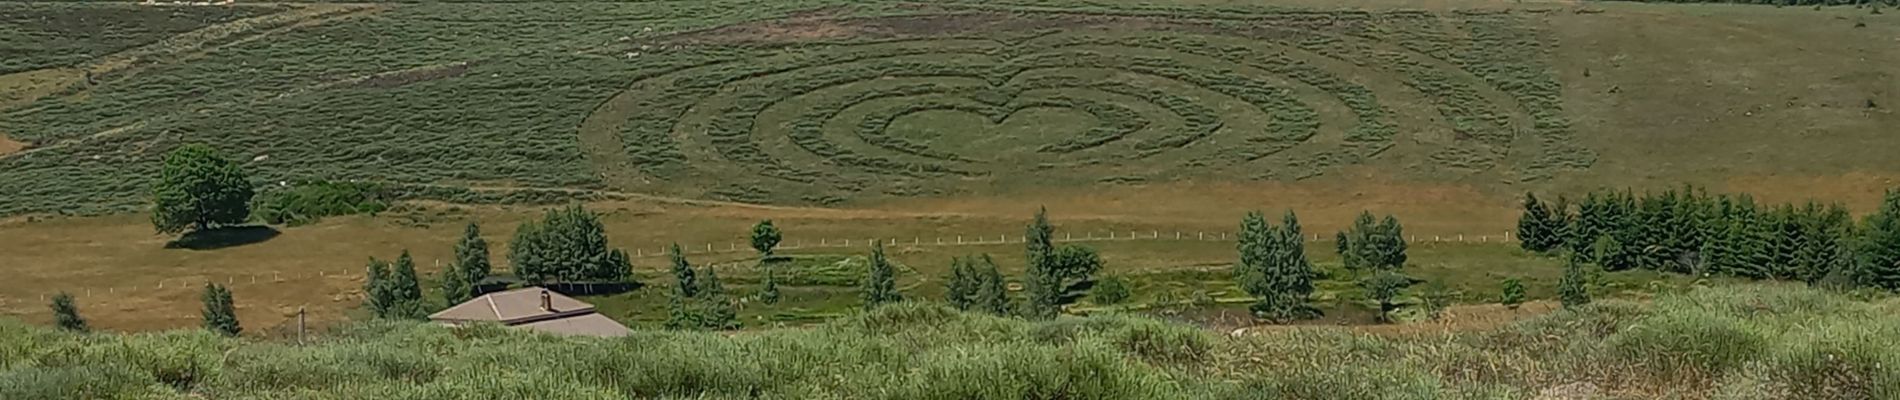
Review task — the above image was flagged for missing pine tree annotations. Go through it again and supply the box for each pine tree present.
[387,251,426,319]
[1274,211,1317,317]
[1019,208,1100,318]
[1558,256,1591,309]
[861,241,901,310]
[50,292,87,333]
[668,243,698,299]
[1377,215,1408,269]
[664,246,705,329]
[1635,191,1675,270]
[201,283,241,337]
[760,261,781,305]
[1235,211,1274,312]
[1720,196,1774,279]
[1860,189,1900,291]
[1339,212,1378,270]
[1500,278,1526,310]
[945,257,976,310]
[1800,204,1854,286]
[971,255,1009,315]
[1518,193,1559,252]
[1569,192,1605,260]
[451,222,490,296]
[1592,235,1628,270]
[1334,231,1351,265]
[438,263,473,305]
[363,258,394,317]
[1550,195,1576,252]
[1769,205,1805,280]
[698,266,737,329]
[663,294,698,330]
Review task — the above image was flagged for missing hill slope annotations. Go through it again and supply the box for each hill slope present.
[1,0,1895,217]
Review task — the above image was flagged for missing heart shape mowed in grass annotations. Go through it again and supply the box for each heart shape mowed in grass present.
[854,89,1148,164]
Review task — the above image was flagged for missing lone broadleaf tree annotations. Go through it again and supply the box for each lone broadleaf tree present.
[50,292,87,333]
[201,283,241,337]
[751,220,782,257]
[151,144,254,234]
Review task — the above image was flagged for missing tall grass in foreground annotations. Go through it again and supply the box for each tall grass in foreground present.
[0,283,1893,399]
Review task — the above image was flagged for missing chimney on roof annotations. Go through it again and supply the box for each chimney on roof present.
[540,289,553,312]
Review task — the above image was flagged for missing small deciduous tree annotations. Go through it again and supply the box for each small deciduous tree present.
[1558,256,1591,309]
[201,283,241,337]
[1090,276,1131,305]
[151,144,254,234]
[50,292,87,333]
[509,206,632,285]
[1339,212,1408,271]
[751,220,782,257]
[861,241,901,310]
[1360,271,1412,323]
[1500,278,1527,310]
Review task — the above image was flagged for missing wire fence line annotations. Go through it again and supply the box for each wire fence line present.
[3,229,1515,310]
[628,229,1516,258]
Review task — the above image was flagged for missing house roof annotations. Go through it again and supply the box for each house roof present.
[514,312,634,337]
[429,287,598,325]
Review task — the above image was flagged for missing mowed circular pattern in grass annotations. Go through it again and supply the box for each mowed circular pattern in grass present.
[588,12,1593,203]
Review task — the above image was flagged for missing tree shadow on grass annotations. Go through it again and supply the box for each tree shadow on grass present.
[165,225,281,250]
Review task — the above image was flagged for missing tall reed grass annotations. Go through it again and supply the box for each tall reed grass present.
[0,284,1892,399]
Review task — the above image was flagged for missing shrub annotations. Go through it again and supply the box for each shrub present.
[1091,276,1132,305]
[250,181,390,226]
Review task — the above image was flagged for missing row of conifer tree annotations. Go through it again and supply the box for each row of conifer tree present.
[1517,186,1900,291]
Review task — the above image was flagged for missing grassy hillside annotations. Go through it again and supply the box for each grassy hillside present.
[1,0,1896,334]
[2,284,1895,399]
[1,0,1895,217]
